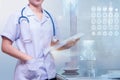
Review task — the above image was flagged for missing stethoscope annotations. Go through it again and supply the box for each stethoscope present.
[18,7,57,42]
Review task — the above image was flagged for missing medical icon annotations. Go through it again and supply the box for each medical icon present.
[91,6,120,37]
[109,25,113,30]
[97,19,102,24]
[108,13,113,17]
[115,8,119,12]
[103,12,108,17]
[103,25,107,30]
[91,25,96,30]
[97,25,102,30]
[103,7,107,12]
[108,19,113,24]
[114,25,119,30]
[114,18,119,24]
[91,6,96,12]
[103,31,107,36]
[97,31,102,36]
[97,7,102,12]
[114,13,119,17]
[114,31,119,36]
[91,32,96,36]
[109,7,113,12]
[108,31,113,36]
[97,13,102,18]
[91,13,96,17]
[103,18,108,24]
[91,18,96,24]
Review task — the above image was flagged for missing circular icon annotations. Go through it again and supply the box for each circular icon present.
[114,13,119,17]
[91,18,96,24]
[108,25,113,30]
[103,18,108,24]
[108,31,113,36]
[103,13,108,17]
[97,13,102,17]
[97,31,102,36]
[91,25,96,30]
[97,19,102,24]
[97,25,102,30]
[91,31,96,36]
[108,13,113,17]
[114,31,119,36]
[91,6,96,11]
[103,7,107,12]
[97,7,102,11]
[108,19,113,24]
[114,25,119,30]
[114,18,119,24]
[91,13,96,17]
[115,8,119,12]
[103,31,107,36]
[103,25,107,30]
[109,7,113,12]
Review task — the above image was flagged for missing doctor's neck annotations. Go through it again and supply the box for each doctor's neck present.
[29,3,43,13]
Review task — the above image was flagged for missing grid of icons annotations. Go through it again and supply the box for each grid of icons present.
[91,6,120,36]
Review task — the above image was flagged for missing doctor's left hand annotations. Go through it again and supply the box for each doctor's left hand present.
[57,38,80,50]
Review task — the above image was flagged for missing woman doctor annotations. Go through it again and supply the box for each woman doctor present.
[1,0,80,80]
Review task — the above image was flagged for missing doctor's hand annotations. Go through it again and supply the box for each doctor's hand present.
[57,38,80,50]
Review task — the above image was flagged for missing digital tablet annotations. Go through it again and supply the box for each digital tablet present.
[53,33,84,50]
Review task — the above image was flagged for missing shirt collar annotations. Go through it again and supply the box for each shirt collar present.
[24,5,50,19]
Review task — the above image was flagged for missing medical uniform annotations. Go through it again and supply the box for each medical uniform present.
[1,5,59,80]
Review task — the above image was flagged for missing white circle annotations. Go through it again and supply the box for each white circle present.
[109,7,113,12]
[103,31,107,36]
[108,31,113,36]
[97,31,102,36]
[108,19,113,24]
[97,19,102,24]
[91,25,96,30]
[97,25,102,30]
[97,7,102,11]
[114,13,119,17]
[114,25,119,30]
[115,8,119,12]
[114,18,119,24]
[108,13,113,17]
[103,18,108,24]
[103,13,108,17]
[91,13,96,17]
[91,31,96,36]
[108,25,113,30]
[97,13,102,17]
[91,6,96,11]
[114,31,119,36]
[103,25,107,30]
[103,7,107,11]
[91,19,96,24]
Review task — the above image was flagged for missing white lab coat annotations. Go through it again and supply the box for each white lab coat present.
[1,5,59,80]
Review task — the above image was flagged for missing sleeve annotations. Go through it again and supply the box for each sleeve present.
[0,13,20,42]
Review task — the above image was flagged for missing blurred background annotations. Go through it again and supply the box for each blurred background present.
[0,0,120,80]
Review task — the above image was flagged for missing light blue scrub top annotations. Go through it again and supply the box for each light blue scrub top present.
[1,5,59,80]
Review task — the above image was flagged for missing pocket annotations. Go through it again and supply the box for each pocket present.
[23,59,40,79]
[24,69,39,80]
[20,20,32,43]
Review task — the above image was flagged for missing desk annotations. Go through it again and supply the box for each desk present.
[56,69,119,80]
[56,74,114,80]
